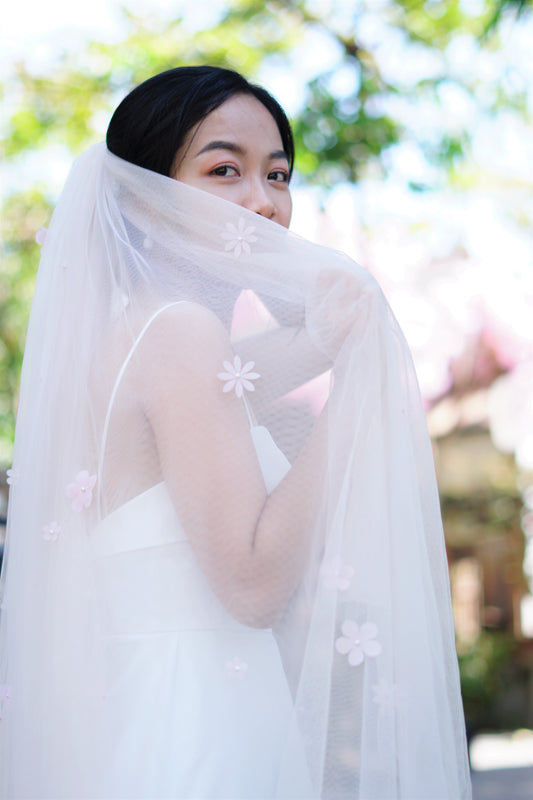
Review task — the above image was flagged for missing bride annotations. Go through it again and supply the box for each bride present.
[0,66,471,799]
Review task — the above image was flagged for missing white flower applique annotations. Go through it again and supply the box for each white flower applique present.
[226,656,248,679]
[65,470,97,512]
[320,556,354,592]
[218,356,260,398]
[0,685,12,721]
[35,227,48,245]
[372,678,404,713]
[6,468,19,486]
[335,620,382,667]
[42,520,61,542]
[220,218,258,258]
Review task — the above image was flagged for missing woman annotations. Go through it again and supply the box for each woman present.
[0,67,471,798]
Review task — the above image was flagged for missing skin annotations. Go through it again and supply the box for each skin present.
[172,93,331,407]
[101,93,328,627]
[172,93,292,228]
[136,95,326,627]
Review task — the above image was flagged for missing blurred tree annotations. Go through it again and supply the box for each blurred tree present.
[0,0,532,459]
[459,630,529,736]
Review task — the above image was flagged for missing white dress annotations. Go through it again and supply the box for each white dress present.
[93,421,313,799]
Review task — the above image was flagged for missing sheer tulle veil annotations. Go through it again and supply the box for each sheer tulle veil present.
[0,143,471,798]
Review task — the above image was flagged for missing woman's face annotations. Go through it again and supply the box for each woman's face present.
[172,94,292,228]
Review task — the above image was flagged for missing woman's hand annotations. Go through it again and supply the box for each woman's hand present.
[306,266,378,360]
[138,302,327,628]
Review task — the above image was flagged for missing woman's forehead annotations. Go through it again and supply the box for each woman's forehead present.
[185,94,285,158]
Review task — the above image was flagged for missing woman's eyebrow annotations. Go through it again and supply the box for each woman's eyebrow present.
[194,140,288,161]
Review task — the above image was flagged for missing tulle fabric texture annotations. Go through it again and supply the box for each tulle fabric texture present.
[0,143,471,799]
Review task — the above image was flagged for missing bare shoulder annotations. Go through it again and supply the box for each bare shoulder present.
[139,301,231,364]
[147,301,228,342]
[134,302,234,410]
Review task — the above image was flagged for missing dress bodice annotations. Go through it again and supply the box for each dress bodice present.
[90,424,313,800]
[93,425,291,637]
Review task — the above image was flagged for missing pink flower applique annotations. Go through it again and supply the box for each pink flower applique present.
[65,470,97,512]
[226,656,248,679]
[372,678,403,713]
[335,620,382,667]
[320,556,354,592]
[217,355,260,398]
[35,227,48,245]
[42,520,61,542]
[221,218,258,258]
[6,468,19,486]
[0,685,12,721]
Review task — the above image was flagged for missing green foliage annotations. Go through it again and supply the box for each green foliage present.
[3,8,300,161]
[0,0,532,458]
[459,631,528,733]
[0,189,52,462]
[292,66,401,183]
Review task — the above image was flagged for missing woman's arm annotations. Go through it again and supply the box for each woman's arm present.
[236,324,331,406]
[139,302,327,628]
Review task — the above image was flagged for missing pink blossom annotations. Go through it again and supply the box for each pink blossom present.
[320,556,354,591]
[221,218,258,258]
[6,468,19,486]
[218,355,260,398]
[0,685,12,721]
[335,620,382,666]
[226,656,248,679]
[372,678,403,712]
[65,470,97,512]
[42,520,61,542]
[35,227,48,245]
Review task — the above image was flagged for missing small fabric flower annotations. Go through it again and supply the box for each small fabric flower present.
[42,520,61,542]
[65,470,97,512]
[226,656,248,679]
[335,620,382,667]
[6,468,19,486]
[372,678,403,712]
[221,218,258,258]
[320,556,354,592]
[218,355,260,398]
[0,685,12,721]
[35,227,48,245]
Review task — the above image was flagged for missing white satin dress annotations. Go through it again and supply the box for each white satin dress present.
[92,311,313,799]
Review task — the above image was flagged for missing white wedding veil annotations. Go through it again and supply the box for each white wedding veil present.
[0,143,471,799]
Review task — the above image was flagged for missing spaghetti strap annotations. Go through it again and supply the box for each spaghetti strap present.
[97,302,184,519]
[241,394,255,427]
[96,301,257,518]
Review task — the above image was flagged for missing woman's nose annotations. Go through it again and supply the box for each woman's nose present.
[243,179,275,219]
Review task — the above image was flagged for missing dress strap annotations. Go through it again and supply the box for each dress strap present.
[97,302,184,520]
[241,394,256,428]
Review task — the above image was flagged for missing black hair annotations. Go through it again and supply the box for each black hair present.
[106,66,294,178]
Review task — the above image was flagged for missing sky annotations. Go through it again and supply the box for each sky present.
[0,0,235,79]
[1,0,170,66]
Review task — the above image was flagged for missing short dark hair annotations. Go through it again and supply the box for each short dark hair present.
[106,66,294,178]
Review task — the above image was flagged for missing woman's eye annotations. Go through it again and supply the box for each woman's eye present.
[269,170,289,183]
[210,165,238,177]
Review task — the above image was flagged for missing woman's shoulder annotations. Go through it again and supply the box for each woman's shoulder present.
[136,300,232,375]
[150,300,226,334]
